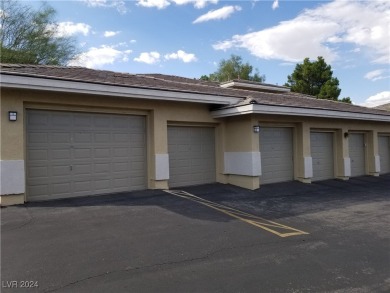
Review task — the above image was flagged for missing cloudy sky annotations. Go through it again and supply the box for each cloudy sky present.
[29,0,389,107]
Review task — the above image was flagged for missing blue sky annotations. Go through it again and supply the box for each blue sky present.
[28,0,389,107]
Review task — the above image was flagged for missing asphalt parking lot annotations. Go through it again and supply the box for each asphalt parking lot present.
[1,175,390,293]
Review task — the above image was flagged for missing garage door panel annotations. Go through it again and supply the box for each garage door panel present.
[112,116,129,128]
[52,183,71,195]
[28,132,48,144]
[131,176,147,187]
[94,116,111,128]
[168,126,216,188]
[113,147,129,157]
[27,110,146,200]
[28,149,48,161]
[29,185,49,197]
[131,147,145,157]
[73,132,92,143]
[311,132,334,181]
[51,113,72,127]
[94,133,111,143]
[112,162,127,172]
[73,148,92,159]
[260,127,294,184]
[129,134,143,146]
[28,166,48,178]
[73,181,92,192]
[94,163,110,173]
[113,177,128,188]
[51,165,71,177]
[73,115,92,127]
[93,148,110,158]
[50,132,71,143]
[94,180,110,191]
[51,149,72,160]
[73,164,92,175]
[28,113,48,127]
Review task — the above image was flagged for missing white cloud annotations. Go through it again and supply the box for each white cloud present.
[136,0,218,9]
[68,45,132,68]
[55,22,91,37]
[130,39,137,43]
[193,5,242,24]
[279,62,295,67]
[213,0,390,64]
[104,31,120,37]
[272,0,279,10]
[213,18,338,62]
[83,0,127,14]
[172,0,218,9]
[364,69,390,82]
[364,69,383,80]
[134,51,161,64]
[360,91,390,107]
[136,0,170,9]
[164,50,197,62]
[350,48,361,53]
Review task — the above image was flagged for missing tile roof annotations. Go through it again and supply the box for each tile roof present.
[375,103,390,111]
[0,64,238,98]
[1,64,390,118]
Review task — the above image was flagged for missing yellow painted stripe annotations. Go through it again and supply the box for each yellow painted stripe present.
[164,190,309,238]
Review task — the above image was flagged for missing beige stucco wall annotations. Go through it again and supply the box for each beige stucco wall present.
[0,88,220,204]
[220,113,389,189]
[1,87,389,205]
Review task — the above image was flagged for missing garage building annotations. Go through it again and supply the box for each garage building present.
[1,65,389,205]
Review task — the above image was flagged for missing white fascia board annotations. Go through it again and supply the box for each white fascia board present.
[0,74,241,105]
[211,104,390,122]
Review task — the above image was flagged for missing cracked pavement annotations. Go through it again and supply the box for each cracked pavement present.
[1,175,390,292]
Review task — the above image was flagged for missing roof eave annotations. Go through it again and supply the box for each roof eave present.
[211,104,390,122]
[0,74,242,105]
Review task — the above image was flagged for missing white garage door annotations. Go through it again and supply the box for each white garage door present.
[311,132,334,181]
[349,133,366,177]
[259,127,294,184]
[168,126,216,188]
[379,136,390,174]
[27,110,146,201]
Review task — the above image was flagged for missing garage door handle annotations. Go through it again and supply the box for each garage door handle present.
[70,166,73,171]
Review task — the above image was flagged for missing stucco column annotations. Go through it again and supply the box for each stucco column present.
[0,93,26,205]
[335,128,350,180]
[215,123,228,184]
[223,115,260,190]
[149,110,169,189]
[367,130,380,176]
[296,123,312,183]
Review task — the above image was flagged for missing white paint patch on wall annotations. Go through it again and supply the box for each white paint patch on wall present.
[224,152,261,176]
[304,156,313,178]
[0,160,25,195]
[155,154,170,180]
[344,157,351,177]
[374,155,381,173]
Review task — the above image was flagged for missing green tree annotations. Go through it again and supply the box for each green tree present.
[202,55,265,82]
[200,75,210,81]
[339,97,352,104]
[0,0,78,65]
[285,57,342,102]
